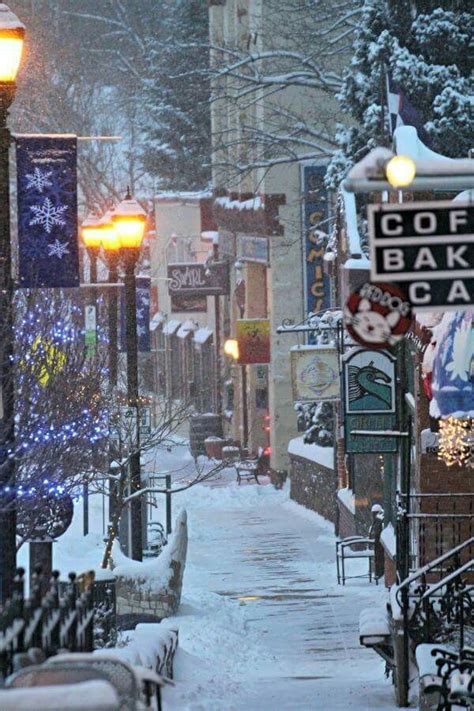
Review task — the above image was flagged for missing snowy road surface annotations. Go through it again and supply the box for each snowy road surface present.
[162,465,398,711]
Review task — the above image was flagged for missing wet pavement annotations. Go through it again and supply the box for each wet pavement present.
[164,477,398,710]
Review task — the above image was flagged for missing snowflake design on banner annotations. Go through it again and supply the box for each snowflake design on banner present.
[136,308,144,319]
[25,167,53,193]
[47,239,70,259]
[137,324,147,337]
[30,198,68,234]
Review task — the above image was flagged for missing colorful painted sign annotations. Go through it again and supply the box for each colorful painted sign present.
[303,165,331,315]
[290,346,340,402]
[16,136,79,288]
[343,348,397,453]
[236,319,270,364]
[168,261,229,297]
[344,281,412,349]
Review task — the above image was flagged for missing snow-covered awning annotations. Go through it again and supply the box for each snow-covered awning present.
[177,319,196,339]
[162,319,181,336]
[194,327,213,345]
[150,312,164,332]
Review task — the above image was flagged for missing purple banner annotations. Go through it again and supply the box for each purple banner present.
[16,136,79,288]
[120,276,151,352]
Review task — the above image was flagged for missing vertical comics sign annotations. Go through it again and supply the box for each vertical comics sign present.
[303,165,331,316]
[16,136,79,288]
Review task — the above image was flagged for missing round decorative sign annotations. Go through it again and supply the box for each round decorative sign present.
[344,281,412,349]
[17,489,74,542]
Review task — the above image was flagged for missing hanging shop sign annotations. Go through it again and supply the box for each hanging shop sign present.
[303,165,331,315]
[343,348,397,453]
[344,281,412,349]
[290,346,340,402]
[238,235,269,264]
[16,136,80,288]
[168,261,230,297]
[368,201,474,312]
[236,319,270,364]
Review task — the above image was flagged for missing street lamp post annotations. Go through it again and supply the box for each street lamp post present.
[224,339,249,451]
[110,190,146,561]
[80,215,104,537]
[0,4,25,604]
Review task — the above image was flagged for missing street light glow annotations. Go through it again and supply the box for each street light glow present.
[224,338,239,361]
[99,211,121,252]
[385,155,416,188]
[81,214,103,250]
[112,191,147,249]
[0,6,25,83]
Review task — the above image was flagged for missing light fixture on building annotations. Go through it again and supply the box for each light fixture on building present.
[224,338,239,361]
[385,155,416,188]
[437,417,473,469]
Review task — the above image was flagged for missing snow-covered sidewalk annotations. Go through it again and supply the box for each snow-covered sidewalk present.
[162,478,398,711]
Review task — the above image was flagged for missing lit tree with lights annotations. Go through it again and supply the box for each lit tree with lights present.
[6,289,109,548]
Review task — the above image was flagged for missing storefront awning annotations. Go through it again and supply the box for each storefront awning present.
[194,327,213,344]
[163,319,181,336]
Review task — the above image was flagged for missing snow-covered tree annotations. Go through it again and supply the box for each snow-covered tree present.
[139,0,211,190]
[327,0,473,187]
[296,401,335,447]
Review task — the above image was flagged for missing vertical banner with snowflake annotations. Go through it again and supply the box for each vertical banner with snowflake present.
[16,136,79,288]
[119,276,151,353]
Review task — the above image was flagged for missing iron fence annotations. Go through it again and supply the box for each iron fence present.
[0,566,95,680]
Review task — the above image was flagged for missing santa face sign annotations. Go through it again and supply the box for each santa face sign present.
[344,281,412,349]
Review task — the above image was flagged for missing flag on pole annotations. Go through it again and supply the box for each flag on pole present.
[120,276,151,352]
[385,74,432,146]
[16,136,80,288]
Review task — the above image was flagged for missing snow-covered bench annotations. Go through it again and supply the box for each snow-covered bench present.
[359,606,390,647]
[416,644,474,711]
[0,679,119,710]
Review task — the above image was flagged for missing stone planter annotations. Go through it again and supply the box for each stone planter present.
[204,437,225,459]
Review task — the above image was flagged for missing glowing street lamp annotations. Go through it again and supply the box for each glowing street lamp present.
[111,190,147,250]
[385,155,416,189]
[104,190,148,561]
[0,3,25,603]
[224,338,249,451]
[224,338,239,361]
[0,4,25,84]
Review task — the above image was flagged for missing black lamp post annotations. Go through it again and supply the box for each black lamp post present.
[109,190,147,561]
[0,4,25,604]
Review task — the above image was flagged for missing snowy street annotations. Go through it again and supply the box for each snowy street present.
[160,461,398,711]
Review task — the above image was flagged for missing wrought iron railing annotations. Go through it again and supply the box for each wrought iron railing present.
[0,566,95,680]
[395,538,474,652]
[400,492,474,570]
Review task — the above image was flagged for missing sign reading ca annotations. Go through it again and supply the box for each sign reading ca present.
[368,201,473,311]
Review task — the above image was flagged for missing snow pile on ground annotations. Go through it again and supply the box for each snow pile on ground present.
[111,509,187,590]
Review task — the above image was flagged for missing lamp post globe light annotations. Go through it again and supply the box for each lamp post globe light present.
[0,4,25,603]
[103,190,147,561]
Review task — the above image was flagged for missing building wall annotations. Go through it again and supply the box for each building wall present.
[209,0,341,469]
